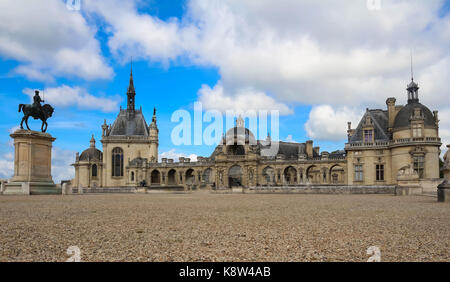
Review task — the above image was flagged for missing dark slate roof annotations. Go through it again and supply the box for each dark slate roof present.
[329,150,346,159]
[108,110,149,136]
[79,148,102,161]
[277,141,305,159]
[349,109,390,143]
[225,127,256,144]
[393,101,436,129]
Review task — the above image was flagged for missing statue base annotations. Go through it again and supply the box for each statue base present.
[437,181,450,203]
[2,129,60,195]
[3,181,60,195]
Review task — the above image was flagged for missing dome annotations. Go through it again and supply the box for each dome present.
[225,127,256,144]
[393,101,436,130]
[79,147,102,161]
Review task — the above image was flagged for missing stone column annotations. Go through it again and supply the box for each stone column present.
[438,145,450,203]
[4,129,60,195]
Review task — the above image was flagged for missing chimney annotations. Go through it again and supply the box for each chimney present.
[306,140,313,158]
[386,97,397,130]
[313,146,320,156]
[433,111,439,126]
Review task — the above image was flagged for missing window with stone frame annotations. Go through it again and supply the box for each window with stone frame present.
[112,147,124,177]
[92,164,97,178]
[376,164,384,181]
[413,155,425,178]
[354,165,363,181]
[363,129,374,143]
[412,123,423,138]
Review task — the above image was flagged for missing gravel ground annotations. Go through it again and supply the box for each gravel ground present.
[0,192,448,262]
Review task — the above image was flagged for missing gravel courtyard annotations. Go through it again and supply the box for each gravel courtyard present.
[0,192,448,262]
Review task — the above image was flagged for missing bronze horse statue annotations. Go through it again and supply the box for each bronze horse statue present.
[18,103,54,133]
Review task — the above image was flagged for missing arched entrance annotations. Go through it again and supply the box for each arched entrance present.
[185,169,195,185]
[306,165,320,184]
[329,165,345,184]
[228,165,243,187]
[203,168,213,184]
[262,166,275,185]
[284,166,297,185]
[168,169,176,185]
[151,170,160,185]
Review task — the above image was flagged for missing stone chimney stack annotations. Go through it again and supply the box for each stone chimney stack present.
[306,140,313,158]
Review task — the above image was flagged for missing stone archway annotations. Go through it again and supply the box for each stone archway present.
[284,166,297,185]
[228,165,243,187]
[168,169,177,185]
[151,170,160,185]
[306,165,320,184]
[262,166,275,185]
[329,164,345,184]
[185,169,195,185]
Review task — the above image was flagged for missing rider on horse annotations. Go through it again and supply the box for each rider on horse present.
[33,90,44,112]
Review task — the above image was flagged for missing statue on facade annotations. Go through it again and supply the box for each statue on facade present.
[19,90,54,132]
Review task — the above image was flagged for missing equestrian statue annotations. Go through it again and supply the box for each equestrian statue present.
[18,90,54,133]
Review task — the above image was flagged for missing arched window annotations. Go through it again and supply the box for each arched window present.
[92,164,97,178]
[131,171,134,181]
[112,147,124,177]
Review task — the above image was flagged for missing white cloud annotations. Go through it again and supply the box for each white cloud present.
[0,0,113,81]
[159,149,198,162]
[285,135,295,142]
[84,0,450,111]
[198,82,292,115]
[23,85,120,113]
[52,147,75,183]
[0,152,14,180]
[305,105,363,141]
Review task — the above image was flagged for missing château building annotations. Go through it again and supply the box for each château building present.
[72,68,442,192]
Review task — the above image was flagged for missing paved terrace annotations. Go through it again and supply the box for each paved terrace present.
[0,193,448,262]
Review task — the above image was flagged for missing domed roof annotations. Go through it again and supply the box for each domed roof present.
[393,101,436,129]
[79,147,102,161]
[225,127,256,144]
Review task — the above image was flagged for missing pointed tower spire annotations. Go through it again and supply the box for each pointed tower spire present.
[90,134,96,148]
[406,52,419,103]
[127,57,136,115]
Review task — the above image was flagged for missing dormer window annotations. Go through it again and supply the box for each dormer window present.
[363,129,374,143]
[412,124,423,138]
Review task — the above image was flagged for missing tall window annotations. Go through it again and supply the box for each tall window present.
[364,130,373,143]
[92,164,97,178]
[413,156,425,178]
[354,165,363,181]
[376,164,384,181]
[412,124,423,138]
[112,147,124,177]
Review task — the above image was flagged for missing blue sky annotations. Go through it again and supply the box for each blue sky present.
[1,0,450,181]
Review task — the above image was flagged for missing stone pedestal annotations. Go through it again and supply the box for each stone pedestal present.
[395,166,422,196]
[3,129,60,195]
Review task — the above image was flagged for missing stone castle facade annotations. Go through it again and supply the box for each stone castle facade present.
[72,68,442,191]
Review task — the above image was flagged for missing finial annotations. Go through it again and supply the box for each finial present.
[153,107,156,116]
[410,50,414,81]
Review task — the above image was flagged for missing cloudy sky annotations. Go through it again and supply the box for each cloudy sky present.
[0,0,450,182]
